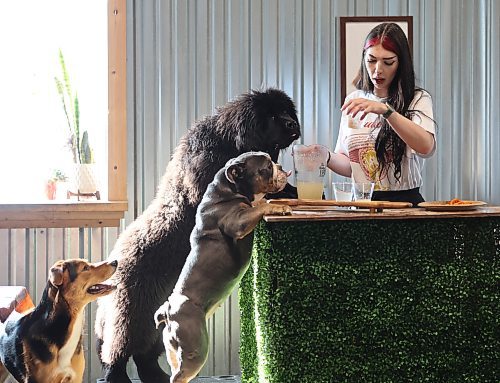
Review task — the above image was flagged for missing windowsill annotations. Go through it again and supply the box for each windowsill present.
[0,200,128,229]
[0,1,128,231]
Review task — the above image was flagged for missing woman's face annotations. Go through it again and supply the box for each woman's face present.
[364,43,399,98]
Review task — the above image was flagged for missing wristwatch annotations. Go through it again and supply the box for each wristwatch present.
[382,103,395,119]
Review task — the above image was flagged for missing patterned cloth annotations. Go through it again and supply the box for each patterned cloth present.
[0,286,34,322]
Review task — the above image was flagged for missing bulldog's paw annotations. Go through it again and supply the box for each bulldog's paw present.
[268,204,292,216]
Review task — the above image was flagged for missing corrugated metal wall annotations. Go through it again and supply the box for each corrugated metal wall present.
[0,227,121,382]
[1,1,498,381]
[132,0,500,205]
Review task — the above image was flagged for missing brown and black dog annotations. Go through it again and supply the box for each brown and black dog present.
[154,152,292,383]
[0,259,117,383]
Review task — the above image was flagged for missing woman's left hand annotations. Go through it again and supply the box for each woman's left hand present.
[341,98,387,120]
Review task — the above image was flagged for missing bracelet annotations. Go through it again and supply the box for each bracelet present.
[382,103,395,119]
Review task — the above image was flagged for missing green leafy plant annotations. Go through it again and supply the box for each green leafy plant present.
[49,168,68,183]
[240,219,500,382]
[54,49,93,164]
[45,168,68,200]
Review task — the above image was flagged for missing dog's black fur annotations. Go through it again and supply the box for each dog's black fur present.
[95,88,301,382]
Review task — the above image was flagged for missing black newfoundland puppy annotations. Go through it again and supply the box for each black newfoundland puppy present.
[95,88,301,382]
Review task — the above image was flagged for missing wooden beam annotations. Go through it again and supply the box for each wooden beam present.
[0,201,127,228]
[108,0,127,201]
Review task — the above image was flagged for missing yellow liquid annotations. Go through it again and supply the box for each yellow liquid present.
[297,181,324,200]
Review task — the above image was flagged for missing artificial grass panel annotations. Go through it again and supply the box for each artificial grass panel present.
[239,217,499,383]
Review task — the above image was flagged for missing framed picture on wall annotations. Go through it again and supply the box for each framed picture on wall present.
[339,16,413,104]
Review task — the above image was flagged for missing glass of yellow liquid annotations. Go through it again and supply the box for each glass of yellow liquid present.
[292,144,329,200]
[297,181,324,200]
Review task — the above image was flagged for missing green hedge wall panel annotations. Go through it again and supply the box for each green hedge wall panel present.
[240,218,499,383]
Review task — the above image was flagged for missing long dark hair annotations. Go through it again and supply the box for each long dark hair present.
[355,22,419,181]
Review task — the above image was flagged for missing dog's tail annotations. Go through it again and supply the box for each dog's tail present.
[154,301,170,329]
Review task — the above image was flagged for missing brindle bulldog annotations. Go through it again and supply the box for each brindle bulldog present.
[154,151,292,383]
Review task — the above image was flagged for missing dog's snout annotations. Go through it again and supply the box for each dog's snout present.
[109,260,118,268]
[285,119,300,140]
[286,120,298,130]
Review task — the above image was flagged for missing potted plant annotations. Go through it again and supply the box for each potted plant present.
[45,169,68,200]
[54,49,98,197]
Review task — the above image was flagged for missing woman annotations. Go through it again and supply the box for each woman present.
[327,22,436,206]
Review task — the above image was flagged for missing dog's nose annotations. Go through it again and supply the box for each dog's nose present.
[285,120,300,140]
[109,260,118,268]
[286,120,298,130]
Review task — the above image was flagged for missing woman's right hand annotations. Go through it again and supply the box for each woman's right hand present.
[342,98,387,120]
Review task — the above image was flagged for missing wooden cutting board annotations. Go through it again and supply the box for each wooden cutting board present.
[267,198,412,212]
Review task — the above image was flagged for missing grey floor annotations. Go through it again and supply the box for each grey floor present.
[192,377,241,383]
[97,376,241,383]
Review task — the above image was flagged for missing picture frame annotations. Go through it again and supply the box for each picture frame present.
[339,16,413,104]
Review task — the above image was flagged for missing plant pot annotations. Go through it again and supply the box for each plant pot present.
[71,163,98,194]
[45,180,57,200]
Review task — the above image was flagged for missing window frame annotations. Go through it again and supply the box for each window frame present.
[0,0,127,229]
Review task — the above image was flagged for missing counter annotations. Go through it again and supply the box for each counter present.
[239,206,500,382]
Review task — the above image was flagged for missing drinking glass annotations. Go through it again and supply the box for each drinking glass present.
[332,182,353,202]
[352,182,375,202]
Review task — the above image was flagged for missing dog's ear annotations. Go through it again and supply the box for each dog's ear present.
[49,265,65,286]
[225,162,245,184]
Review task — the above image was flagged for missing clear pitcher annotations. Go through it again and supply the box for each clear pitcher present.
[292,144,329,200]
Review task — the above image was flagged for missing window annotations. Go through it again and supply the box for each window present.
[0,0,127,228]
